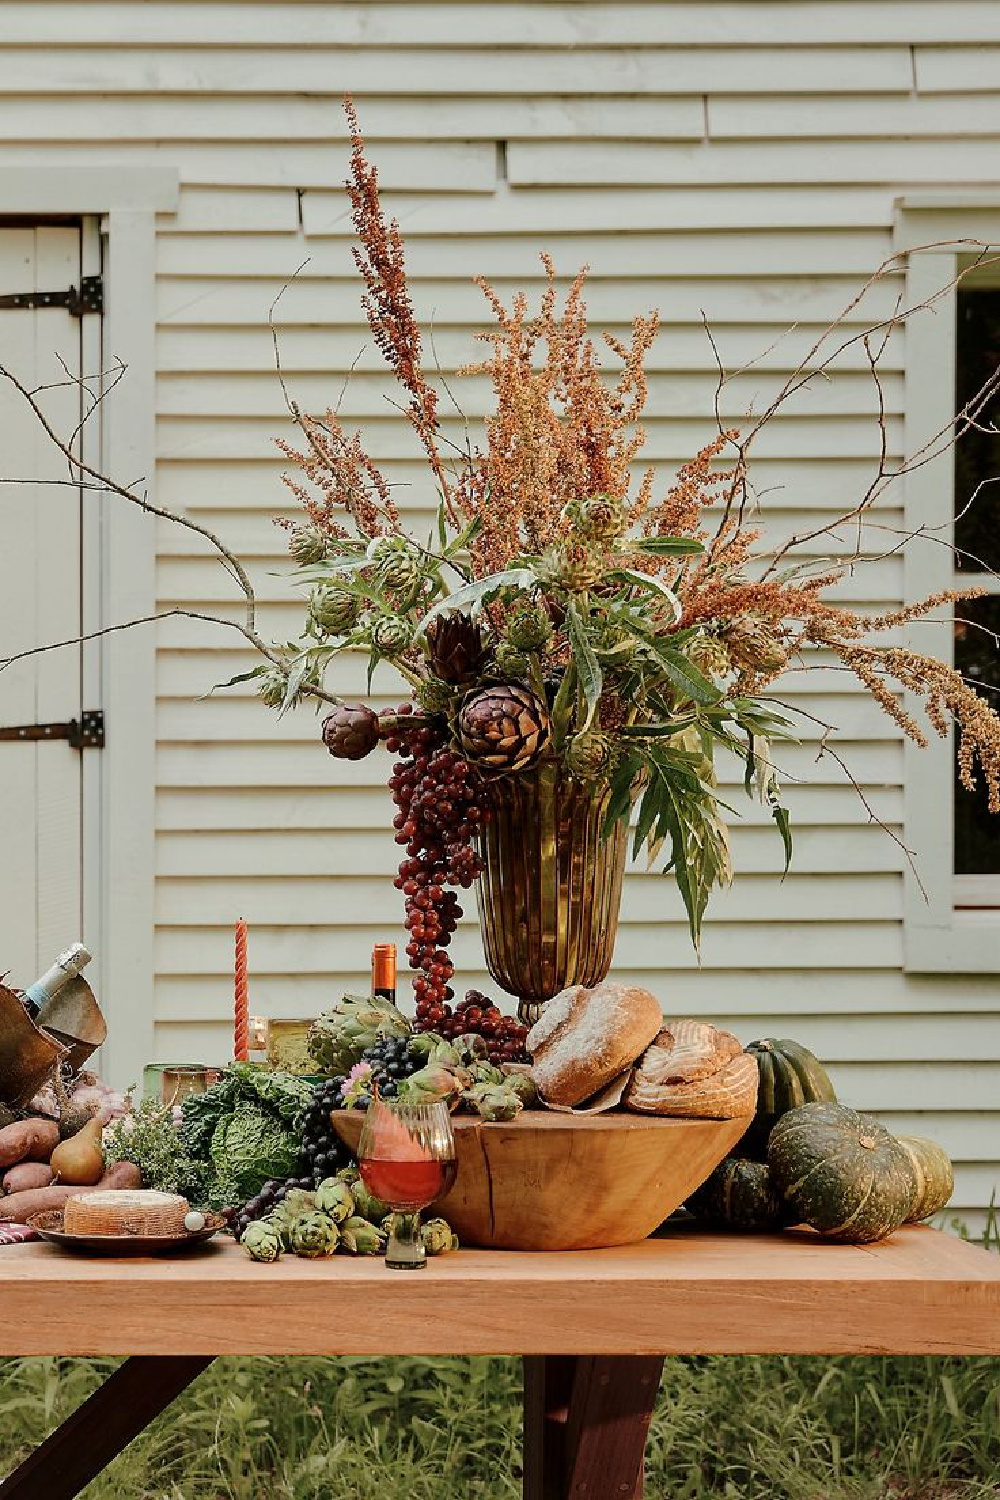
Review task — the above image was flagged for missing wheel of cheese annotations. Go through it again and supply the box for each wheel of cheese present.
[63,1189,191,1238]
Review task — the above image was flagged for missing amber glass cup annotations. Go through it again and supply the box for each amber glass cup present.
[357,1100,456,1270]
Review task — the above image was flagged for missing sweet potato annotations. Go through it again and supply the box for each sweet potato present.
[0,1119,60,1169]
[2,1162,54,1196]
[0,1160,142,1221]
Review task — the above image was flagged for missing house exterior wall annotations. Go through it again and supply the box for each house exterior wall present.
[1,2,997,1224]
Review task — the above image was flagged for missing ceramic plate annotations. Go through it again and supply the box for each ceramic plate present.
[26,1210,228,1256]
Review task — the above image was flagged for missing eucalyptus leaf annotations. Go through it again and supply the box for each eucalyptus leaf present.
[619,719,698,739]
[205,664,269,698]
[564,603,603,733]
[630,630,721,706]
[278,656,310,717]
[631,536,705,557]
[417,568,537,632]
[293,555,372,583]
[771,801,793,877]
[607,568,682,621]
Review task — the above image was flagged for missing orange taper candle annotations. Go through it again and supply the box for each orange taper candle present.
[234,918,249,1062]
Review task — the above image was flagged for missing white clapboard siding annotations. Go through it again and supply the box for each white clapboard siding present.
[5,0,996,1215]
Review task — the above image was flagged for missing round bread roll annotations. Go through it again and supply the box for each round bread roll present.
[528,981,664,1108]
[63,1189,191,1238]
[626,1050,758,1119]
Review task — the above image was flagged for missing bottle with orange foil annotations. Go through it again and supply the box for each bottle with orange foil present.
[371,942,397,1005]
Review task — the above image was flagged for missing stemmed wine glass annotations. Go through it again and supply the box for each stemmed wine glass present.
[358,1099,457,1270]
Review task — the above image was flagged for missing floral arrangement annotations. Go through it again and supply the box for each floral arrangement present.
[228,105,1000,1010]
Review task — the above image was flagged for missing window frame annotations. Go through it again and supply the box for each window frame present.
[896,198,1000,973]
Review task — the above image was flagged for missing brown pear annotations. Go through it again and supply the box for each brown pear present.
[50,1116,105,1186]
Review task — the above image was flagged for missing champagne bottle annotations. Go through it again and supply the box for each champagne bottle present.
[371,942,397,1005]
[21,942,92,1021]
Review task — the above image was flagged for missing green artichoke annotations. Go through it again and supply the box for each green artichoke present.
[493,642,531,679]
[262,1206,295,1249]
[282,1187,318,1219]
[535,541,605,592]
[398,1063,467,1107]
[308,994,411,1076]
[291,1212,340,1259]
[288,524,330,566]
[451,1034,490,1066]
[372,614,414,657]
[565,492,628,542]
[351,1177,392,1226]
[468,1060,506,1088]
[310,583,362,636]
[375,547,422,596]
[315,1178,355,1224]
[504,602,552,653]
[501,1069,540,1109]
[415,676,455,714]
[465,1083,523,1122]
[341,1215,388,1256]
[241,1222,283,1263]
[257,667,290,708]
[564,730,613,780]
[421,1218,459,1256]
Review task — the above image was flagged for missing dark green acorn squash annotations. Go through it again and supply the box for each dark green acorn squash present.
[897,1134,954,1222]
[767,1102,918,1244]
[687,1157,790,1233]
[740,1038,837,1160]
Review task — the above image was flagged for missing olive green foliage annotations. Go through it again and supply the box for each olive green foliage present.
[1,1350,998,1500]
[102,1096,207,1202]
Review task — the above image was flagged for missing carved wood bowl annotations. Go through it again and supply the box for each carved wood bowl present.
[331,1110,750,1251]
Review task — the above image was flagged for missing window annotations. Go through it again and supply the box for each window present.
[953,287,1000,892]
[897,204,1000,972]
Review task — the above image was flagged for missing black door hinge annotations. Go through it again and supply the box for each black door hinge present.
[0,275,103,318]
[0,711,105,749]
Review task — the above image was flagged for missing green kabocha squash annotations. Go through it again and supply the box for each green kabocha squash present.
[687,1157,791,1233]
[740,1038,838,1160]
[768,1102,918,1244]
[773,1104,917,1242]
[897,1135,954,1223]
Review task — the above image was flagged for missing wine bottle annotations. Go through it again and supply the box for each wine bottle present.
[371,942,397,1004]
[21,942,92,1021]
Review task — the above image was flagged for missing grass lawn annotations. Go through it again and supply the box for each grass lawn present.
[0,1351,998,1498]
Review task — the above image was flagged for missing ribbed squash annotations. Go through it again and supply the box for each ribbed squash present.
[687,1157,790,1233]
[768,1102,918,1244]
[741,1038,838,1160]
[897,1135,954,1222]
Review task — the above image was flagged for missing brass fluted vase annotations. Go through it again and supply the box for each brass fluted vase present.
[475,759,629,1025]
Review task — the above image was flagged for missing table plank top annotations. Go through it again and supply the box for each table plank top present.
[1,1224,997,1357]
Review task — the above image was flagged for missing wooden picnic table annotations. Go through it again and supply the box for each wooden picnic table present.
[0,1224,998,1499]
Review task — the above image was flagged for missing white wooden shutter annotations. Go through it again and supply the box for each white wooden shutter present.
[0,224,85,986]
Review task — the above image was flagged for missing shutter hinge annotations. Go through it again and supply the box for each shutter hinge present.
[0,711,105,749]
[0,275,103,318]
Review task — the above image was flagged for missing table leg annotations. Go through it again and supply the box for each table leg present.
[523,1354,664,1499]
[0,1355,213,1499]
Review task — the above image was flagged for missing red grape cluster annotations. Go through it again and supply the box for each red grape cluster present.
[436,989,529,1065]
[386,707,486,1025]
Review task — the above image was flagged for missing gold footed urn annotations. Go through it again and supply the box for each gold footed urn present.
[475,760,629,1025]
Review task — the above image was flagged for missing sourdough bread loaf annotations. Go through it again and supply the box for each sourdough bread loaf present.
[626,1025,758,1119]
[527,981,663,1108]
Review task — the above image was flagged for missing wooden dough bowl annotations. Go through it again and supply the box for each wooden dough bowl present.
[332,1110,750,1251]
